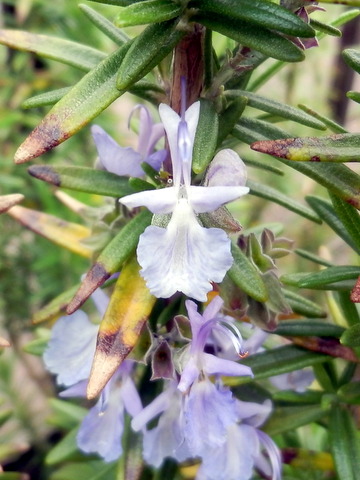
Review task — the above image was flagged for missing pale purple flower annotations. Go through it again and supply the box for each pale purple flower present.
[197,399,282,480]
[92,104,166,177]
[43,289,142,463]
[119,97,249,301]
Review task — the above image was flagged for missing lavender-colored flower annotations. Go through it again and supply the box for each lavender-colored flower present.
[92,105,166,177]
[197,399,282,480]
[119,95,249,301]
[43,289,142,462]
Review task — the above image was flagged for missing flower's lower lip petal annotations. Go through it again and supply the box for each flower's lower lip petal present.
[189,186,249,213]
[119,187,176,214]
[91,125,144,177]
[136,202,233,301]
[202,352,254,378]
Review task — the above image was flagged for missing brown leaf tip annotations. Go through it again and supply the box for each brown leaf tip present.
[251,138,295,159]
[28,165,61,186]
[351,276,360,303]
[66,263,110,314]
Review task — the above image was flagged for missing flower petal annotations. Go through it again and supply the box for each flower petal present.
[91,125,144,177]
[189,185,249,213]
[137,200,233,301]
[77,383,125,462]
[119,186,177,214]
[202,352,253,378]
[205,149,248,187]
[43,311,98,386]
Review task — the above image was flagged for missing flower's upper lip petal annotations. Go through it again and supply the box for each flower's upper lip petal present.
[203,295,224,321]
[189,185,250,213]
[120,186,177,214]
[147,122,165,157]
[202,352,254,378]
[159,104,181,184]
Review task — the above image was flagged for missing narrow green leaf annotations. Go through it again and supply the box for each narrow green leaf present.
[45,428,79,465]
[281,266,360,289]
[192,99,219,173]
[241,345,329,381]
[117,19,185,90]
[114,0,182,27]
[343,48,360,74]
[21,87,72,109]
[28,165,136,197]
[283,289,327,318]
[337,290,360,326]
[193,13,305,62]
[309,18,341,36]
[340,324,360,347]
[66,211,152,314]
[15,42,132,163]
[50,461,117,480]
[264,404,327,436]
[0,410,12,427]
[318,0,360,5]
[247,179,321,223]
[191,0,315,37]
[0,29,106,71]
[244,158,284,176]
[79,4,129,45]
[228,243,269,302]
[273,320,344,338]
[89,0,144,5]
[32,284,80,324]
[306,195,360,254]
[227,90,326,130]
[48,399,87,430]
[217,96,248,146]
[330,192,360,254]
[233,116,290,145]
[329,404,360,480]
[294,248,333,268]
[298,104,347,134]
[347,90,360,104]
[252,133,360,162]
[338,382,360,404]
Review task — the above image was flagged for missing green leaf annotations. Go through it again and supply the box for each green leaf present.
[114,0,182,27]
[32,284,80,324]
[45,428,79,465]
[14,42,132,164]
[116,19,185,90]
[338,290,360,327]
[306,195,360,254]
[273,320,344,338]
[227,90,326,130]
[347,90,360,104]
[88,0,145,5]
[0,409,12,428]
[79,4,129,45]
[233,116,289,145]
[191,0,315,37]
[228,243,269,302]
[330,192,360,254]
[295,248,333,268]
[193,12,305,62]
[252,133,360,162]
[28,165,136,198]
[340,324,360,347]
[50,461,117,480]
[248,179,321,223]
[0,30,106,71]
[264,404,327,436]
[281,266,360,290]
[217,96,248,146]
[192,99,219,173]
[298,104,347,134]
[329,404,360,480]
[241,345,329,381]
[48,399,87,430]
[66,211,152,314]
[309,18,341,37]
[343,48,360,74]
[23,328,50,355]
[338,382,360,404]
[283,289,327,318]
[244,158,284,176]
[22,87,72,109]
